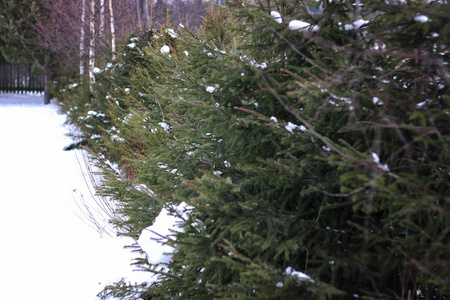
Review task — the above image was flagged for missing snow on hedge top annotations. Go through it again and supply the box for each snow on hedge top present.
[138,202,192,265]
[289,20,319,32]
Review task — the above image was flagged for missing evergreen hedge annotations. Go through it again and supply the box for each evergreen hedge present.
[59,0,450,299]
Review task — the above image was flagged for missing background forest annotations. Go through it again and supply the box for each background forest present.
[2,0,450,299]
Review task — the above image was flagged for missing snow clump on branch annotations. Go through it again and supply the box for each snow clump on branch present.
[160,45,170,54]
[289,20,319,32]
[206,86,216,93]
[413,15,429,23]
[165,28,178,38]
[270,11,282,23]
[344,19,369,30]
[285,122,307,133]
[285,267,314,282]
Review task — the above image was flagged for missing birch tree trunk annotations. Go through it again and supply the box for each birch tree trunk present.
[100,0,105,38]
[88,0,96,90]
[80,0,86,77]
[136,0,142,29]
[109,0,116,61]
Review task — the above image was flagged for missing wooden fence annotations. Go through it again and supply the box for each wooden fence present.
[0,64,45,93]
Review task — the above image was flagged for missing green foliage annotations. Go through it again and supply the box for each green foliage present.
[0,0,48,66]
[0,0,29,64]
[61,0,450,299]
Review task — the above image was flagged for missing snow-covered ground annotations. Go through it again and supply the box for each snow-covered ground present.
[0,93,149,299]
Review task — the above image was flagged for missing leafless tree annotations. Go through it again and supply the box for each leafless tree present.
[136,0,150,31]
[23,0,222,81]
[24,0,135,73]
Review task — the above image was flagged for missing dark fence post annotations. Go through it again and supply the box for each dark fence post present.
[44,74,51,104]
[43,63,51,104]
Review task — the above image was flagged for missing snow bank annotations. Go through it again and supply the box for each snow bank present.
[138,202,192,265]
[0,94,148,300]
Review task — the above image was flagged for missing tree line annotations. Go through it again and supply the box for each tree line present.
[57,0,450,299]
[0,0,216,102]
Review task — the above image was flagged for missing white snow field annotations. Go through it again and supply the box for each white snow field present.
[0,93,148,300]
